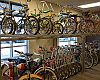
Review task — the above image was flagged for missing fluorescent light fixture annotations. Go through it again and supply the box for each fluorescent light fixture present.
[78,2,100,8]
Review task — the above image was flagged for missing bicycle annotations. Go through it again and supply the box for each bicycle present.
[49,46,82,80]
[33,47,58,80]
[58,5,77,34]
[1,0,39,35]
[78,11,95,34]
[2,51,43,80]
[86,41,99,66]
[40,2,64,34]
[2,49,58,80]
[31,1,53,35]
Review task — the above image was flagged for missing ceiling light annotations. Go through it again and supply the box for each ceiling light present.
[78,2,100,8]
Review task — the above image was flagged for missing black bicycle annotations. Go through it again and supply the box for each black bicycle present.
[1,0,39,35]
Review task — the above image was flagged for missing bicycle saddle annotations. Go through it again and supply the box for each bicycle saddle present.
[8,58,17,62]
[60,12,72,15]
[71,14,77,17]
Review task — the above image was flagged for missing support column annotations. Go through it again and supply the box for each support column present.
[81,35,86,72]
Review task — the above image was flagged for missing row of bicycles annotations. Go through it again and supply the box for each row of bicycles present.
[1,40,100,80]
[84,40,100,69]
[0,0,100,35]
[44,46,82,80]
[1,50,57,80]
[1,45,82,80]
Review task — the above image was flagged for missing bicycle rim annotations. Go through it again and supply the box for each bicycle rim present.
[53,22,64,34]
[39,17,52,35]
[34,68,57,80]
[71,63,79,74]
[24,16,39,35]
[75,62,82,72]
[64,18,76,34]
[19,74,43,80]
[2,17,15,34]
[79,20,94,34]
[85,53,94,69]
[16,19,25,34]
[63,64,69,79]
[2,64,11,80]
[92,52,99,66]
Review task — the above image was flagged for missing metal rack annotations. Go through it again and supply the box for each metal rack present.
[0,34,82,41]
[0,33,100,80]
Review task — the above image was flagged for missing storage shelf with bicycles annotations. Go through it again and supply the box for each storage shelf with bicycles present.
[0,0,100,80]
[0,0,100,36]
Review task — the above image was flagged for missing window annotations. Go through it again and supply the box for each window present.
[58,37,77,47]
[1,40,28,59]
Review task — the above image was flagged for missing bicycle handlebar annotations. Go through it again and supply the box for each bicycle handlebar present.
[14,50,33,57]
[0,4,5,9]
[14,50,24,54]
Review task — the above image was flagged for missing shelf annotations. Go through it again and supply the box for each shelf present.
[0,33,100,41]
[0,34,82,41]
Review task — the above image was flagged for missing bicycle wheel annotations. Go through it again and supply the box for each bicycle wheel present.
[64,18,76,34]
[53,22,64,34]
[34,67,57,80]
[74,62,82,72]
[55,67,62,80]
[79,20,95,34]
[39,17,53,35]
[24,16,40,35]
[16,19,25,34]
[92,52,99,66]
[1,17,15,34]
[63,64,69,79]
[69,63,76,76]
[95,21,100,33]
[2,64,13,80]
[19,74,43,80]
[85,52,94,69]
[59,65,65,80]
[71,62,79,74]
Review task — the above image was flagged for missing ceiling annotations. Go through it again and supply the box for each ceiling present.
[44,0,100,12]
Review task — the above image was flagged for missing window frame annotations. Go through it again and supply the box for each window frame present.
[58,37,77,46]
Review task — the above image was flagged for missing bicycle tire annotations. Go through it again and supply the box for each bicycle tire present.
[78,20,95,34]
[1,16,15,34]
[55,67,62,80]
[63,64,70,79]
[39,17,53,35]
[53,22,64,34]
[85,52,94,69]
[64,18,77,34]
[59,65,65,80]
[2,65,43,80]
[2,63,13,80]
[71,62,82,74]
[92,52,99,66]
[69,63,76,76]
[16,19,25,34]
[95,21,100,33]
[34,67,57,80]
[19,74,43,80]
[24,16,40,35]
[71,62,79,74]
[74,62,82,72]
